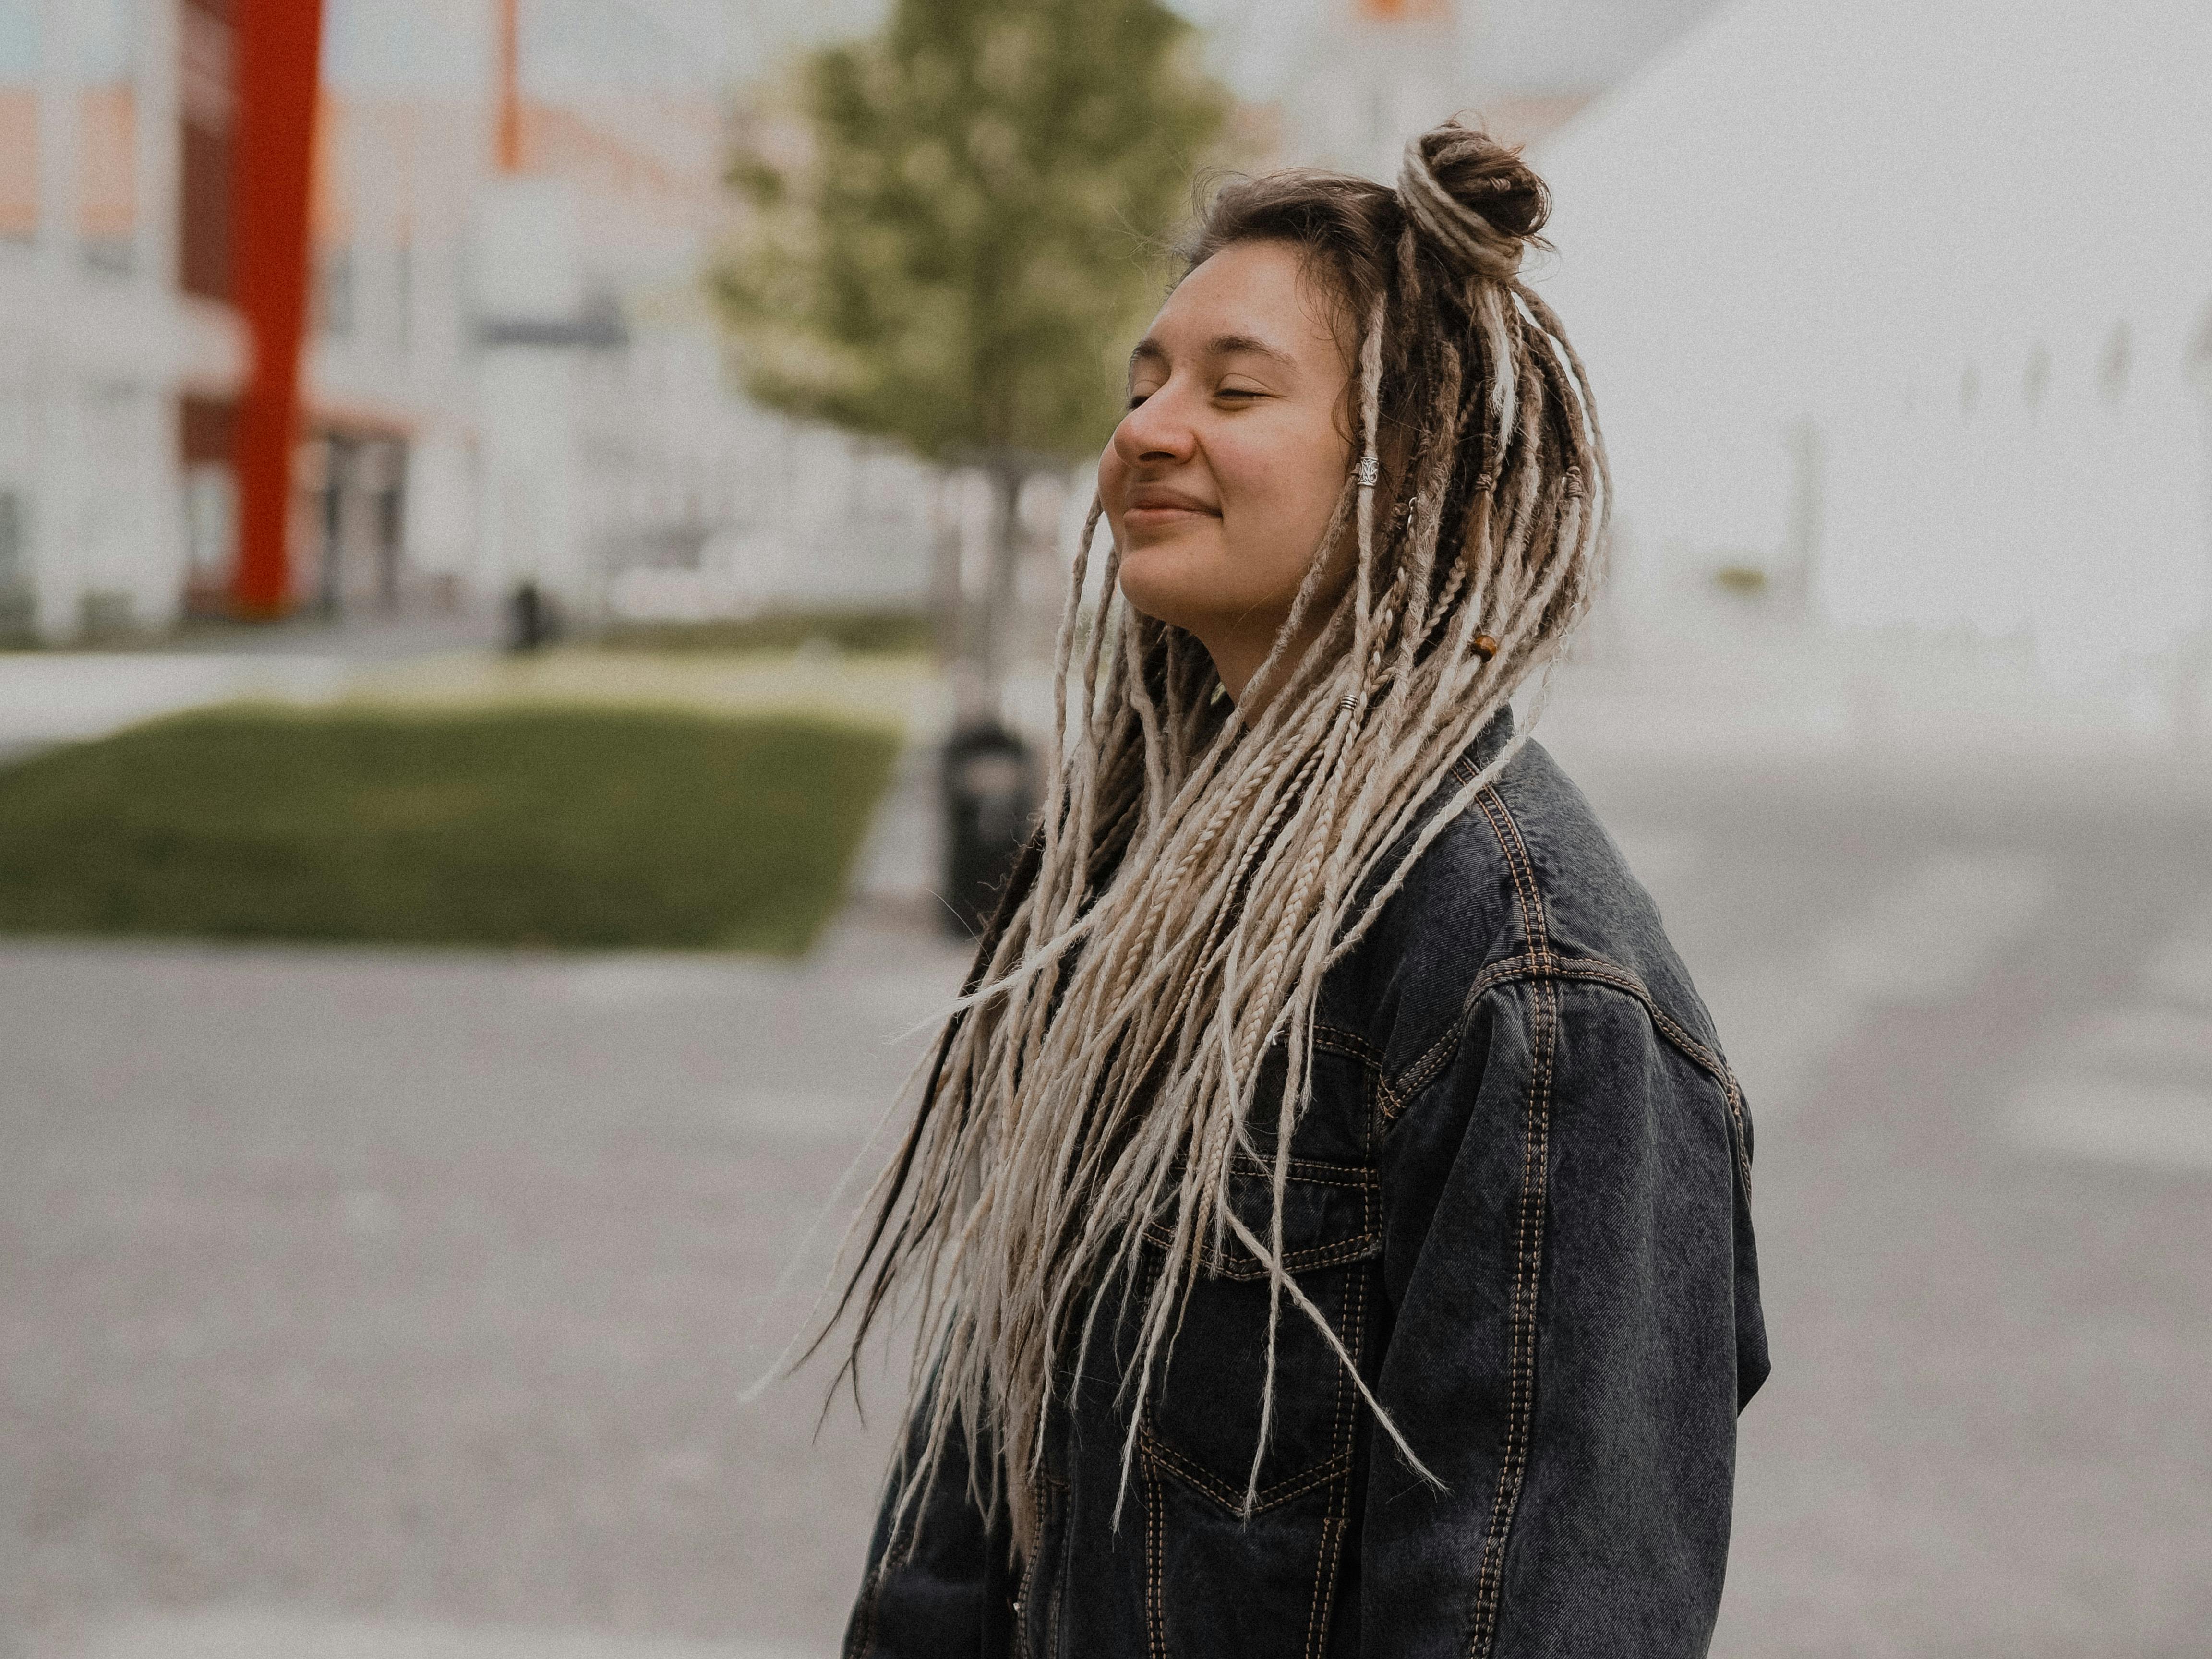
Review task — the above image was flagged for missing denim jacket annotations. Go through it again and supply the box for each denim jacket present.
[847,710,1770,1658]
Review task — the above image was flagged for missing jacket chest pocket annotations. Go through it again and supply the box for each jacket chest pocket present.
[1138,1154,1379,1511]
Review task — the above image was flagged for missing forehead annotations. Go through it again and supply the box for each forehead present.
[1140,240,1346,371]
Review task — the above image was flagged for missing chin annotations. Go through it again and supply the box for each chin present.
[1114,541,1211,632]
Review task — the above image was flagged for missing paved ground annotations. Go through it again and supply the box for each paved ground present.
[0,625,944,764]
[3,718,2210,1657]
[0,908,967,1659]
[1555,744,2212,1659]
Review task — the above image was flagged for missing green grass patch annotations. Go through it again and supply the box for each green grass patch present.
[0,706,900,953]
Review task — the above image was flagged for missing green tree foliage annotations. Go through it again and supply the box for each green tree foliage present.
[716,0,1230,467]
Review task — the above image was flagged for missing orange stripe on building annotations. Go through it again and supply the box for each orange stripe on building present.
[0,87,35,239]
[1354,0,1453,19]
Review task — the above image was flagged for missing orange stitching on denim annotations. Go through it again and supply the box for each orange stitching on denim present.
[1390,947,1545,1108]
[1140,1427,1353,1514]
[1720,1067,1753,1202]
[1214,1235,1382,1281]
[1139,1222,1381,1279]
[1300,1263,1357,1659]
[1305,1513,1333,1659]
[1316,1262,1368,1653]
[1384,951,1755,1201]
[1247,1156,1376,1187]
[1375,1070,1408,1119]
[1476,791,1548,962]
[1511,956,1754,1201]
[1314,1021,1384,1065]
[1305,1516,1346,1659]
[1381,787,1546,1116]
[1467,969,1554,1657]
[1139,1155,1382,1275]
[1481,788,1553,962]
[1206,1152,1377,1186]
[1362,787,1539,1119]
[1394,1019,1462,1105]
[1144,1450,1168,1659]
[1010,1474,1040,1656]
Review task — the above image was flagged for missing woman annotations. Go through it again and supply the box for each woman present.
[830,120,1768,1658]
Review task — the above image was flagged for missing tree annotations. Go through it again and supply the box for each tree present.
[715,0,1230,695]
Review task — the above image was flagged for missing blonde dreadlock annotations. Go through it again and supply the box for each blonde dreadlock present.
[821,119,1611,1556]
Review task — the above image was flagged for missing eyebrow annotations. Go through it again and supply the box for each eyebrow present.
[1128,332,1298,375]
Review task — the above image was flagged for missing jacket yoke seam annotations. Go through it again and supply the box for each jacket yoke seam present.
[1384,784,1545,1108]
[1369,777,1754,1199]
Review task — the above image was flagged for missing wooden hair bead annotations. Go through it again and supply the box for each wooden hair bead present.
[1471,633,1500,661]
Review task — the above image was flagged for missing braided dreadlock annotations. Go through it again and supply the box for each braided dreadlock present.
[822,119,1610,1556]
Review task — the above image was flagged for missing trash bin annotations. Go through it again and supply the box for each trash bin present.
[939,719,1037,936]
[507,579,558,653]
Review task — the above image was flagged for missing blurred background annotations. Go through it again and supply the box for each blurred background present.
[0,0,2207,1655]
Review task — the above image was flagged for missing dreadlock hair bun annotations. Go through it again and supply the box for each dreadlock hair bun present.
[1397,119,1550,285]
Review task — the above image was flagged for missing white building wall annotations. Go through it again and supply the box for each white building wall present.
[1280,1,1466,179]
[1530,0,2212,682]
[0,0,941,641]
[0,0,195,642]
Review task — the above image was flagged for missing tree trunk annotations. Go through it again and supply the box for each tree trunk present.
[983,457,1025,718]
[928,469,967,670]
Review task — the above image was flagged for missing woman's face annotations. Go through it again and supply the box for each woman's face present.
[1098,240,1356,702]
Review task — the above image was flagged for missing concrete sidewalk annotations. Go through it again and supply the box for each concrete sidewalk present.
[33,1610,807,1659]
[0,652,354,751]
[0,640,949,765]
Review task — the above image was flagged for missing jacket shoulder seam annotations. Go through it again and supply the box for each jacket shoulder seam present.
[1382,955,1753,1198]
[1381,784,1546,1108]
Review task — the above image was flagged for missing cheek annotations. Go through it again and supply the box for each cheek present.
[1215,433,1345,592]
[1095,437,1127,505]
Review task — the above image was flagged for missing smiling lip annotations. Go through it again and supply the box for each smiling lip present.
[1123,487,1218,528]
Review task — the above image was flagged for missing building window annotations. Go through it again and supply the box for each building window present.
[77,0,136,273]
[179,394,238,613]
[314,242,355,337]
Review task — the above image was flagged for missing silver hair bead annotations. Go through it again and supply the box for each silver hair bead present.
[1338,691,1359,713]
[1357,451,1379,489]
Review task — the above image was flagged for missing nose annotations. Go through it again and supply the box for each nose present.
[1111,381,1196,470]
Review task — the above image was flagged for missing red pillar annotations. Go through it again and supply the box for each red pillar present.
[228,0,325,618]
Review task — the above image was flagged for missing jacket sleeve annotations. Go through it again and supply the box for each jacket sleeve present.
[1360,976,1767,1659]
[843,1397,1017,1659]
